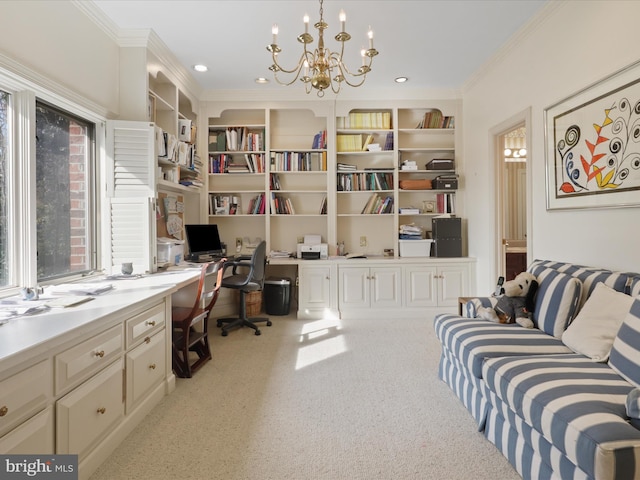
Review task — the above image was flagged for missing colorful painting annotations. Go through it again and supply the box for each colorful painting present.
[545,61,640,210]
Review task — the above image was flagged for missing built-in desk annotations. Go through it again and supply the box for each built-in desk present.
[0,267,205,479]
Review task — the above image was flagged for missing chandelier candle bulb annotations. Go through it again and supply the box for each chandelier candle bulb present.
[304,14,309,33]
[368,28,374,48]
[340,10,346,31]
[272,24,278,43]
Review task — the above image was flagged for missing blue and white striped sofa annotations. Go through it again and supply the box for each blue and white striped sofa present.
[434,260,640,480]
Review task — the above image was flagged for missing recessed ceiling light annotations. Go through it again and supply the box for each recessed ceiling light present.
[192,64,208,72]
[255,77,270,84]
[395,77,408,83]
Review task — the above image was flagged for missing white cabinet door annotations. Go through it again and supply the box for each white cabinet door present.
[299,265,335,317]
[339,267,369,308]
[339,266,401,309]
[370,267,402,308]
[404,266,438,308]
[437,264,467,306]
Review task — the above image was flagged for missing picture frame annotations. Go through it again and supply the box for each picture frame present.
[544,60,640,210]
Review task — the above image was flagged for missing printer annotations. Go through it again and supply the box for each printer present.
[297,234,328,260]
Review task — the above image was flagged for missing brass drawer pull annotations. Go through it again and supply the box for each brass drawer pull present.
[144,336,151,344]
[97,407,106,414]
[95,350,105,358]
[0,405,8,417]
[146,320,156,327]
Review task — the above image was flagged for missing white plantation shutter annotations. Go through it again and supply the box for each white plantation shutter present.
[106,121,156,198]
[105,121,158,274]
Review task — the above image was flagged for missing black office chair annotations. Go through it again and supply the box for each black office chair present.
[217,240,272,336]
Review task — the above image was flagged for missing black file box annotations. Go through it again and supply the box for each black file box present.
[432,217,462,257]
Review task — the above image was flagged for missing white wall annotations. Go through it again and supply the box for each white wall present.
[463,1,640,291]
[0,1,120,115]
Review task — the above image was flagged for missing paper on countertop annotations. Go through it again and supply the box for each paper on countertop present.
[48,283,114,296]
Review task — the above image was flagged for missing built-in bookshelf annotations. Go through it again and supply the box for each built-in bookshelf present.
[206,107,330,255]
[397,107,458,243]
[148,71,203,193]
[202,102,462,258]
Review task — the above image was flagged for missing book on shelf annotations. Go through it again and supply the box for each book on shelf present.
[247,193,266,215]
[270,192,295,215]
[336,111,391,129]
[320,195,327,214]
[337,162,357,171]
[436,193,455,214]
[311,130,327,149]
[270,173,281,190]
[399,207,420,215]
[337,172,392,191]
[337,134,364,152]
[415,111,455,129]
[270,151,326,171]
[383,131,394,150]
[361,193,394,214]
[208,131,226,152]
[226,163,250,173]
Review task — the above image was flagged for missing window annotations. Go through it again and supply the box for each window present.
[35,102,95,281]
[0,90,8,286]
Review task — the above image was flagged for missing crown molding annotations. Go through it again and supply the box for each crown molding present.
[71,0,120,43]
[462,1,563,93]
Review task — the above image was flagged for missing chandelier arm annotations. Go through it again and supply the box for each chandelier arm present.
[333,60,367,88]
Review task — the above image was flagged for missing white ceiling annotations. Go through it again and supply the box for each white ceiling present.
[91,0,547,93]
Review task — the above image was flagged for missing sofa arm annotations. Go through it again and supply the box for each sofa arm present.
[463,296,498,318]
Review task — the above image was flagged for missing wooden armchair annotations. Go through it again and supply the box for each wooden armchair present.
[171,259,225,378]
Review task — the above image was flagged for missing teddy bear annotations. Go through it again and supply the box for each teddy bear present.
[477,271,538,328]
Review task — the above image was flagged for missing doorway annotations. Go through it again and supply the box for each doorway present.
[497,125,528,280]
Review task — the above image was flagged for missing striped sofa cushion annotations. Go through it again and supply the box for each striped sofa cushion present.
[434,314,572,379]
[529,266,583,338]
[529,259,629,306]
[609,298,640,388]
[482,354,640,480]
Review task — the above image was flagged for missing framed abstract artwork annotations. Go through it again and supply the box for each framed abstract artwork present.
[545,61,640,210]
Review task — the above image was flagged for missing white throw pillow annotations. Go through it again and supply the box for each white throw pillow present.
[561,282,634,362]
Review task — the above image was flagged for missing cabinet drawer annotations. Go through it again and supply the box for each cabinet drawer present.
[0,406,54,454]
[125,302,165,348]
[0,359,52,437]
[55,324,123,394]
[126,330,166,412]
[56,358,124,458]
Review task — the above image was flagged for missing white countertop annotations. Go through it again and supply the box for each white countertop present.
[0,267,203,369]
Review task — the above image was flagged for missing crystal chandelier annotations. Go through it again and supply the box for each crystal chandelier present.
[266,0,379,97]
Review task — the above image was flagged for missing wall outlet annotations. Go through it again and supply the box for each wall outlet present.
[235,237,242,252]
[297,236,304,244]
[360,236,367,247]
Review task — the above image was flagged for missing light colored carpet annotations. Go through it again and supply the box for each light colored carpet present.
[89,314,521,480]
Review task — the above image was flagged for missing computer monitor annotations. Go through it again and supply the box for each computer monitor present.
[184,224,223,261]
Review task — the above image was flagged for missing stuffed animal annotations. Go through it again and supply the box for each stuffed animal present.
[477,271,538,328]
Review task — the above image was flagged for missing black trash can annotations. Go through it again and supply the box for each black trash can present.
[264,277,291,315]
